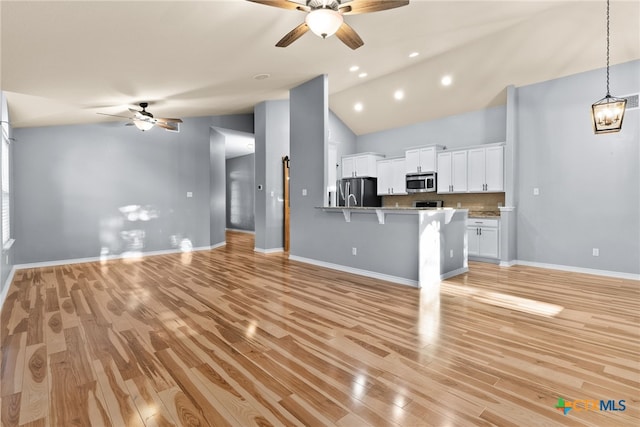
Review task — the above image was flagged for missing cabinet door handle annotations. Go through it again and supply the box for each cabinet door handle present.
[479,228,482,236]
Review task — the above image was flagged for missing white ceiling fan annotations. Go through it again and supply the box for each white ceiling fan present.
[98,103,183,132]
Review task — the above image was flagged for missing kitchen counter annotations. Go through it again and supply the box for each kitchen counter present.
[319,206,456,211]
[318,206,464,224]
[468,210,501,218]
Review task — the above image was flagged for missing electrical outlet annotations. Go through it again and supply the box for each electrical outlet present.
[450,249,454,258]
[186,192,193,198]
[456,202,461,208]
[592,248,599,257]
[533,187,540,196]
[352,247,357,256]
[302,189,308,196]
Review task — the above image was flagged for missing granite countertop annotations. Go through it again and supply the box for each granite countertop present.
[318,206,463,211]
[468,210,501,218]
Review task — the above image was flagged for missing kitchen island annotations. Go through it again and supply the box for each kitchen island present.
[295,207,468,288]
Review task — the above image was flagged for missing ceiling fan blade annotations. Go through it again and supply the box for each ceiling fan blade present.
[156,122,179,131]
[335,22,364,50]
[276,22,310,47]
[340,0,409,15]
[97,112,132,119]
[155,117,183,124]
[246,0,305,11]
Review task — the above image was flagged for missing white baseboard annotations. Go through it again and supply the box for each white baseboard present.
[513,260,640,281]
[13,243,226,271]
[288,255,419,288]
[499,260,517,267]
[254,247,284,254]
[440,267,469,280]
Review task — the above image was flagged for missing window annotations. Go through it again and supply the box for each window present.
[1,122,9,245]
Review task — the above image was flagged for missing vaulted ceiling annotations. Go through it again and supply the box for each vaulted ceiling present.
[1,1,639,135]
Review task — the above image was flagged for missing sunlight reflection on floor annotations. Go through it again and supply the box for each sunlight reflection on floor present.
[440,282,564,317]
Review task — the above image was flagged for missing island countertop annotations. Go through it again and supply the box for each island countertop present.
[317,206,466,212]
[316,206,467,225]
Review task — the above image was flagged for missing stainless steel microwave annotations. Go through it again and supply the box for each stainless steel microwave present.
[406,172,436,193]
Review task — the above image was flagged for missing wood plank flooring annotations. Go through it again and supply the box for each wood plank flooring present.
[1,231,638,426]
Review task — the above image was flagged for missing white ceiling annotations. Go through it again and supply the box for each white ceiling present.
[1,1,639,136]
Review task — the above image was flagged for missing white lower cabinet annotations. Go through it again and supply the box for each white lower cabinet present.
[467,218,499,259]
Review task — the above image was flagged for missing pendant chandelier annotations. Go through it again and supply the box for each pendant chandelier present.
[591,0,626,134]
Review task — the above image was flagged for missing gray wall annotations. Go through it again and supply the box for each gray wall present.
[254,100,289,251]
[11,113,257,265]
[1,91,15,295]
[516,60,639,275]
[226,154,255,231]
[289,76,422,283]
[356,105,507,155]
[13,117,213,264]
[329,109,358,164]
[210,128,226,246]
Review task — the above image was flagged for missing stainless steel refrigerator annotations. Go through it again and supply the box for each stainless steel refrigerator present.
[337,177,381,207]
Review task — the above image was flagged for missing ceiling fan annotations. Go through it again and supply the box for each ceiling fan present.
[98,102,183,132]
[247,0,409,50]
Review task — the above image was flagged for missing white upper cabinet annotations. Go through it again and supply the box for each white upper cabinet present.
[437,150,467,193]
[377,158,407,195]
[342,156,356,178]
[341,153,384,178]
[405,146,440,174]
[484,146,504,192]
[468,146,504,192]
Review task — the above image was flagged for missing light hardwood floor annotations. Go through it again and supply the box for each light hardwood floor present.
[1,231,638,426]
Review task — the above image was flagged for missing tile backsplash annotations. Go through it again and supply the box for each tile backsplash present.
[383,192,505,214]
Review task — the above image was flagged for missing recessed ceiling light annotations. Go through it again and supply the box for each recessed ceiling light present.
[253,73,270,80]
[354,102,363,112]
[409,52,419,58]
[394,90,404,101]
[441,75,453,86]
[358,72,368,78]
[349,65,360,72]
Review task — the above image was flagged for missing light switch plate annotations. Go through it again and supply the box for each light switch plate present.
[533,187,540,196]
[302,189,307,196]
[186,192,193,198]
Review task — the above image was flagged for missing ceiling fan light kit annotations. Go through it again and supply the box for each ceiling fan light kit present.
[305,8,343,38]
[591,0,626,134]
[133,118,155,131]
